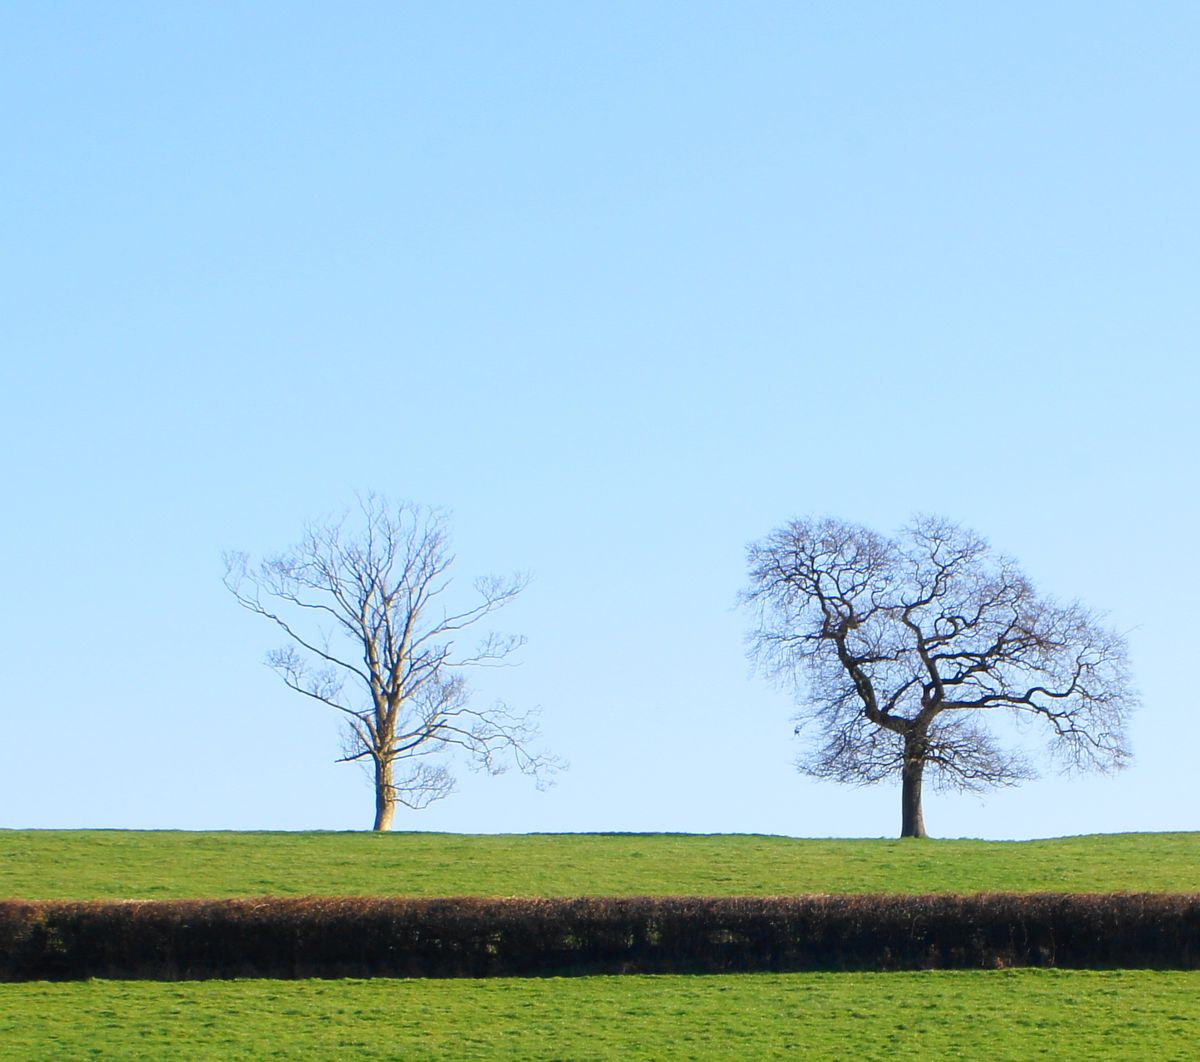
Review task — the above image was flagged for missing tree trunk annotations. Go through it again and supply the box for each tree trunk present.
[372,757,395,832]
[900,741,928,839]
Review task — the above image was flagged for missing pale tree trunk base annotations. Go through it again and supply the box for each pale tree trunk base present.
[373,761,395,831]
[372,802,395,832]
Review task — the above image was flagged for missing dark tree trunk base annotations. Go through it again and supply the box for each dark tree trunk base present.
[900,753,928,839]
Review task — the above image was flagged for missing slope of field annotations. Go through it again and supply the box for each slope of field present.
[2,830,1197,899]
[2,970,1197,1060]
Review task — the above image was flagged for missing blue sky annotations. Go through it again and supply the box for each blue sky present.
[3,2,1197,838]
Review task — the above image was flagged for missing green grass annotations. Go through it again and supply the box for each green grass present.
[4,833,1197,1058]
[2,830,1197,900]
[1,970,1197,1060]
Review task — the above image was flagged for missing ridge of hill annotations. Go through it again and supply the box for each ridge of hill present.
[2,830,1196,899]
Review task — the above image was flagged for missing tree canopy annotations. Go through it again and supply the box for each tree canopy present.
[743,515,1136,837]
[225,496,558,830]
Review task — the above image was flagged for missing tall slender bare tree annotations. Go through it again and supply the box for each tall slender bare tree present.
[743,515,1136,838]
[224,496,557,830]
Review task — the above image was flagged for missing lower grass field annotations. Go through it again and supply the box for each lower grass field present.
[2,830,1197,898]
[2,970,1197,1060]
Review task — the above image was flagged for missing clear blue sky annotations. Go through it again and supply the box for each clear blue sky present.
[3,2,1197,838]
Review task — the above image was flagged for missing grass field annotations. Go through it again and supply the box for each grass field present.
[4,831,1197,1058]
[2,969,1197,1060]
[2,830,1198,899]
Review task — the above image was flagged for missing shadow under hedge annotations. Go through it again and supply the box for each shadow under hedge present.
[2,893,1198,981]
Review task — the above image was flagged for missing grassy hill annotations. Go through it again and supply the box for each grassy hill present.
[3,830,1197,899]
[4,831,1198,1059]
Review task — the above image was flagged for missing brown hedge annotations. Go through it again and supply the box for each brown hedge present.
[1,894,1198,981]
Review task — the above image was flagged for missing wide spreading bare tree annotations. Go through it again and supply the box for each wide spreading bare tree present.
[743,516,1135,838]
[224,497,557,830]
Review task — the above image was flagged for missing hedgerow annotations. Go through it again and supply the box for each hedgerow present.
[2,894,1197,981]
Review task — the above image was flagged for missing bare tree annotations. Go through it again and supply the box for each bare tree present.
[743,516,1135,838]
[224,497,557,831]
